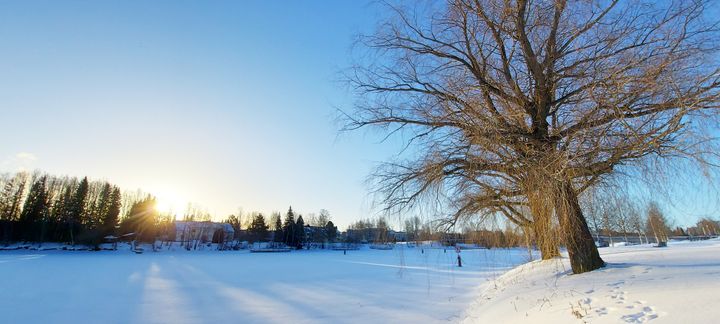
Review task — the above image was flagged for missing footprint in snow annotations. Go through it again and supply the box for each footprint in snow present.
[621,305,661,323]
[595,306,615,316]
[611,290,628,304]
[607,280,626,287]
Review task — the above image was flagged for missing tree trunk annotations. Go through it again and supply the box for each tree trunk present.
[533,216,560,259]
[556,181,605,274]
[69,222,75,247]
[528,193,560,259]
[651,226,659,244]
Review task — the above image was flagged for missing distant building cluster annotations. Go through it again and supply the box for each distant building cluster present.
[174,221,235,243]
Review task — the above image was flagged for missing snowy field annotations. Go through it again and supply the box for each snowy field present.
[462,239,720,323]
[0,246,533,324]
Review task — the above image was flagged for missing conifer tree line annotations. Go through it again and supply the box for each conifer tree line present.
[0,171,163,247]
[0,170,343,249]
[232,207,338,249]
[3,170,715,251]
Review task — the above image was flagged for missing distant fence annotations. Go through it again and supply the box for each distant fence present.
[596,235,718,245]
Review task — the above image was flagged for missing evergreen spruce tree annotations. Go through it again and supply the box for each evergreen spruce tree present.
[325,220,337,243]
[282,206,296,247]
[118,195,158,243]
[0,177,20,221]
[0,173,28,243]
[52,183,75,242]
[18,176,49,242]
[67,177,89,245]
[79,179,111,246]
[0,179,13,243]
[273,214,283,244]
[295,215,305,249]
[248,213,269,243]
[101,187,121,237]
[224,214,241,240]
[92,183,113,230]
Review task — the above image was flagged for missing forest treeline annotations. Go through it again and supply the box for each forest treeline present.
[0,171,169,246]
[225,207,338,249]
[0,171,341,248]
[2,170,718,249]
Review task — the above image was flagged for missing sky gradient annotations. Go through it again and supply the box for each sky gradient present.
[0,0,716,229]
[0,0,402,229]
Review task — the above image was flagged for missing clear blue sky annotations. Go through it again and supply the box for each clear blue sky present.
[0,0,404,229]
[0,0,715,229]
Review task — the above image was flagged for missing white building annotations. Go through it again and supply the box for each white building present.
[174,221,235,243]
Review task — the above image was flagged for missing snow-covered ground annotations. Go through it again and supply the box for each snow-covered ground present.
[0,245,533,323]
[462,239,720,323]
[3,241,715,323]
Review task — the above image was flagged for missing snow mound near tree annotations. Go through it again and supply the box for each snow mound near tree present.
[462,240,720,323]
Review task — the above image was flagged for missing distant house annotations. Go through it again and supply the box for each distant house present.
[388,230,407,242]
[174,221,235,243]
[304,225,325,238]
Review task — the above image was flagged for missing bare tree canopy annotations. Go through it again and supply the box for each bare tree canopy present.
[344,0,720,273]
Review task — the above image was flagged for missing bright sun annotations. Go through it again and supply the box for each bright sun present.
[153,191,187,218]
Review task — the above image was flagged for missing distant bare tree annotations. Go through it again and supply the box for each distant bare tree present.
[615,197,640,243]
[646,201,671,243]
[582,184,649,244]
[183,203,212,222]
[345,0,720,273]
[627,203,648,244]
[317,209,331,227]
[404,216,422,243]
[305,213,318,228]
[693,217,719,236]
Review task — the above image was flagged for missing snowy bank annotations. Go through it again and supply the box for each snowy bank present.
[462,239,720,323]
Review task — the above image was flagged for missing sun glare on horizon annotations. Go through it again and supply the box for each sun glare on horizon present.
[153,190,187,219]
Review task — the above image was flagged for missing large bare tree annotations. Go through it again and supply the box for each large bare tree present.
[345,0,719,273]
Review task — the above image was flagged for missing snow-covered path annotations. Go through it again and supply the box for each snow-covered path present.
[462,239,720,323]
[0,246,532,323]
